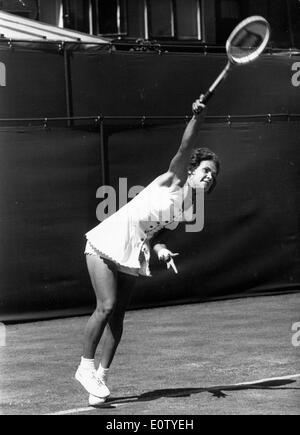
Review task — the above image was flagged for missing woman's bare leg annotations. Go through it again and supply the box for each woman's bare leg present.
[100,273,137,369]
[83,255,118,359]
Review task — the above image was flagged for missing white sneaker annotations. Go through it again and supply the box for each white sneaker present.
[88,394,107,406]
[88,371,110,406]
[75,366,110,399]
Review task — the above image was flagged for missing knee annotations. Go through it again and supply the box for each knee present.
[95,300,116,318]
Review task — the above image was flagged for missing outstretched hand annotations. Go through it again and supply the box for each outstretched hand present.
[158,248,179,274]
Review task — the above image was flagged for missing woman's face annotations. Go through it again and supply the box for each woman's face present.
[187,160,218,192]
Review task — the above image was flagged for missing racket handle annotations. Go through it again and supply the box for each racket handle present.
[200,61,231,107]
[201,90,214,105]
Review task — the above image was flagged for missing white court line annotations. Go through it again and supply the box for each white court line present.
[234,373,300,386]
[46,402,127,416]
[49,407,96,415]
[46,373,300,415]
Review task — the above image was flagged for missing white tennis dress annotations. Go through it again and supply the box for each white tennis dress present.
[85,176,193,276]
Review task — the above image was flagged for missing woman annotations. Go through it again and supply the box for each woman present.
[75,97,220,405]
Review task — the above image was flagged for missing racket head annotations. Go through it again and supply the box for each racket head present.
[226,15,270,65]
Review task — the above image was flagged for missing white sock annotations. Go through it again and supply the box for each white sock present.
[96,363,109,379]
[80,357,95,371]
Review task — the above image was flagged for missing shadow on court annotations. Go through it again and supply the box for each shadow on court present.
[0,293,299,415]
[102,378,299,407]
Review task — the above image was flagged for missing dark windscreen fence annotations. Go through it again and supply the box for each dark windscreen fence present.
[0,120,299,321]
[0,45,67,119]
[0,126,103,320]
[1,44,300,119]
[0,43,299,321]
[69,49,300,118]
[107,121,300,307]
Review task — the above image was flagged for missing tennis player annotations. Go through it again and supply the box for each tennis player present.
[75,96,220,405]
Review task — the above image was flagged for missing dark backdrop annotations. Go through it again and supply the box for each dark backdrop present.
[0,45,299,118]
[0,45,299,321]
[0,121,299,320]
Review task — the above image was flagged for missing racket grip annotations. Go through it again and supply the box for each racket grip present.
[193,91,213,115]
[201,61,231,106]
[201,90,214,105]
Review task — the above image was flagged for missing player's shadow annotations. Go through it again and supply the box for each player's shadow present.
[95,378,298,408]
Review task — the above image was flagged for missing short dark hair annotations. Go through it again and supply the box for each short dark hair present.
[188,147,220,193]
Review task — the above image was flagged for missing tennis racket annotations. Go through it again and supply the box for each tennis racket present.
[200,15,271,105]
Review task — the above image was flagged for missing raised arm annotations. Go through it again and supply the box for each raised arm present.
[168,98,207,186]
